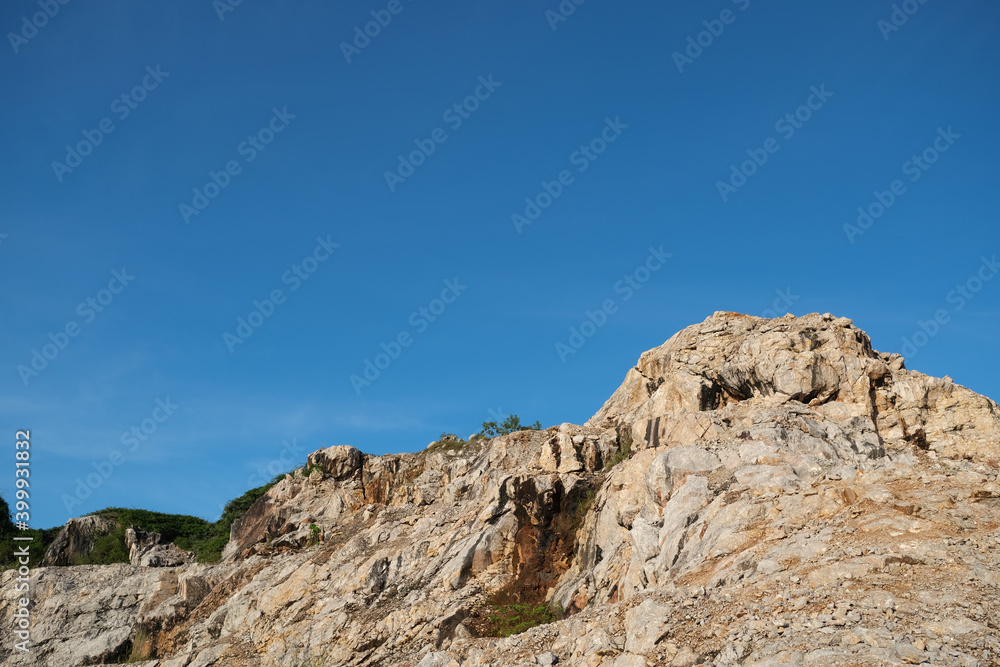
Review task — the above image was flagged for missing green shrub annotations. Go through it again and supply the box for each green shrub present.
[76,526,130,565]
[308,523,320,546]
[426,435,469,454]
[483,602,562,637]
[19,475,284,568]
[573,487,597,530]
[604,427,633,470]
[91,508,210,544]
[479,414,543,438]
[1,469,293,570]
[124,627,153,663]
[0,495,60,570]
[300,463,324,477]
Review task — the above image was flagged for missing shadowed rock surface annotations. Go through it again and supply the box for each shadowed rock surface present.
[39,514,118,567]
[3,313,998,666]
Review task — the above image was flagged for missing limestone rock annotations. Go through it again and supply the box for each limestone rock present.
[3,312,998,667]
[125,527,194,567]
[40,514,118,566]
[307,444,364,481]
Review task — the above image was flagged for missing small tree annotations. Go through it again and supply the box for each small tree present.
[480,414,543,438]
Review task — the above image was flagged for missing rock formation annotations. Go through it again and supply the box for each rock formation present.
[126,527,196,568]
[39,513,118,566]
[3,312,998,666]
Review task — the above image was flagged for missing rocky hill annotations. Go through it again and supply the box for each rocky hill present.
[2,312,999,666]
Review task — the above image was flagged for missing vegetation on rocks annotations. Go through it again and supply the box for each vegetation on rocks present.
[603,427,633,470]
[0,495,60,569]
[425,433,471,453]
[479,414,543,437]
[481,601,563,637]
[7,314,1000,666]
[1,473,285,570]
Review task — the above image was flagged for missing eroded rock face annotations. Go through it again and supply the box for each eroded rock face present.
[3,313,999,667]
[125,528,194,568]
[40,514,118,566]
[590,311,1000,463]
[308,444,364,482]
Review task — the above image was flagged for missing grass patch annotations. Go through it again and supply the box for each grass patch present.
[287,658,328,667]
[481,600,563,637]
[122,627,153,663]
[604,426,633,470]
[291,463,324,478]
[573,487,596,530]
[425,434,469,454]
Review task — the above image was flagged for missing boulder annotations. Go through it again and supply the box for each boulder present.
[40,514,118,566]
[307,445,364,482]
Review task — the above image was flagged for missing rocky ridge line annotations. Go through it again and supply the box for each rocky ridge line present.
[2,312,998,667]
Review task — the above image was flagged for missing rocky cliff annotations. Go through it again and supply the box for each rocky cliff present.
[3,312,998,667]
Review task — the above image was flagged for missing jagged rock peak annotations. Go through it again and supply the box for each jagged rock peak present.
[590,311,1000,463]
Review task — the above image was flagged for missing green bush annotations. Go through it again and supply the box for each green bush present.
[573,487,597,530]
[0,495,60,570]
[91,508,210,544]
[425,435,469,454]
[604,427,633,470]
[308,523,320,546]
[483,602,562,637]
[124,627,153,663]
[298,463,324,477]
[479,414,543,438]
[76,526,130,565]
[0,495,14,535]
[0,473,287,570]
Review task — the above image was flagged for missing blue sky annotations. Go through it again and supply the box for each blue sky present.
[2,0,998,527]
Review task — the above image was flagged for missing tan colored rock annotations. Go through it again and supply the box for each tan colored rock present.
[3,312,998,667]
[40,514,118,566]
